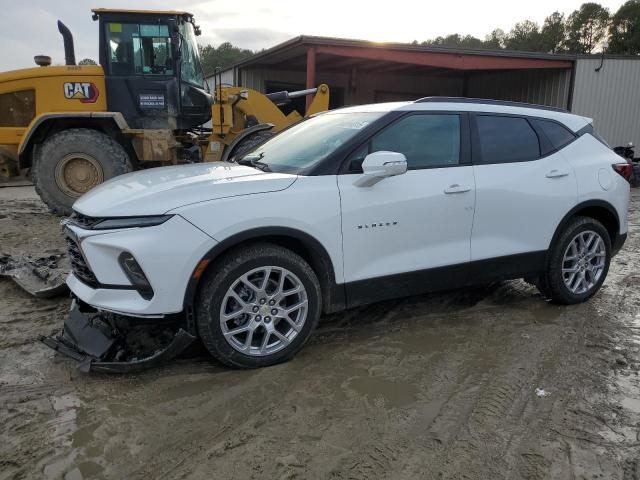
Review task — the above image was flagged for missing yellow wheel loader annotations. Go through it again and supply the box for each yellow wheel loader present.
[0,9,329,215]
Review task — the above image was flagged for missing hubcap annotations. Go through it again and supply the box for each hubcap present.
[562,230,606,295]
[219,266,308,356]
[54,153,104,198]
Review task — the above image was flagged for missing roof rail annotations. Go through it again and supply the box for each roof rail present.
[415,96,569,113]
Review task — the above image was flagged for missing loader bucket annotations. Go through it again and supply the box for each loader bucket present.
[40,301,196,373]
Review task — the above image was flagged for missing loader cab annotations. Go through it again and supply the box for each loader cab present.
[93,9,211,130]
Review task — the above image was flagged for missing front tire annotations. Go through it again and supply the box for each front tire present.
[537,216,611,304]
[195,243,322,368]
[32,128,132,215]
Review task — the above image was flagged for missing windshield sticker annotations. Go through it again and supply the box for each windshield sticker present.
[338,121,370,130]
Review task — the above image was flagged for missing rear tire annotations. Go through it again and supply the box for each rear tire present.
[32,128,132,215]
[195,243,322,368]
[537,216,611,304]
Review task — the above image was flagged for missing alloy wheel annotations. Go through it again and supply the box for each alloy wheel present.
[562,230,606,295]
[219,266,308,356]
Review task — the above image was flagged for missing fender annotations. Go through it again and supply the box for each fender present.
[18,112,130,168]
[183,226,346,315]
[548,199,620,252]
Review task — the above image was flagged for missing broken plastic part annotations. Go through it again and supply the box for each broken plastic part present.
[0,251,69,298]
[40,301,196,373]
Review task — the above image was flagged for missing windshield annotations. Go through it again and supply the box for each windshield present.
[236,112,384,174]
[179,22,204,88]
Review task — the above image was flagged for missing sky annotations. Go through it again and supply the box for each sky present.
[0,0,627,71]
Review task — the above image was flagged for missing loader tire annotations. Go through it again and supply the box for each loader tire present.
[229,131,274,162]
[32,128,132,215]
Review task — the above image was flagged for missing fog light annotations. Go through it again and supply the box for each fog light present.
[118,252,153,300]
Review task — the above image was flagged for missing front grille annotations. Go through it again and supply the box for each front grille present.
[68,211,101,229]
[66,236,99,287]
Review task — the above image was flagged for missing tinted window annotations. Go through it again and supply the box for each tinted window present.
[476,115,540,164]
[348,114,460,171]
[532,119,575,151]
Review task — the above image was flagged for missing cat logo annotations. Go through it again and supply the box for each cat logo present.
[63,82,99,103]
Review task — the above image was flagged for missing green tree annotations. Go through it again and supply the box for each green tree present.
[484,29,506,49]
[424,34,485,48]
[608,0,640,54]
[540,12,567,52]
[78,58,97,65]
[199,42,254,76]
[505,20,544,51]
[565,3,610,53]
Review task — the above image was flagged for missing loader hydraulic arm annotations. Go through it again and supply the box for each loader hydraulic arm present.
[206,84,329,162]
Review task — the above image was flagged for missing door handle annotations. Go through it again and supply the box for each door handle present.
[545,169,569,178]
[444,184,471,194]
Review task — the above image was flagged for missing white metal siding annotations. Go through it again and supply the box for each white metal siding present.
[467,69,571,109]
[572,58,640,147]
[204,67,235,90]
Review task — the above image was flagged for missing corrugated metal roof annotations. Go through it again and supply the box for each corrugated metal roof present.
[231,35,577,70]
[230,35,640,72]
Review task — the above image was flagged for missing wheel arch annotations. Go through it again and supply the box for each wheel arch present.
[183,227,346,315]
[18,112,136,169]
[549,200,620,251]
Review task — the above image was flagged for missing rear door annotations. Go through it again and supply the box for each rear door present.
[470,114,578,262]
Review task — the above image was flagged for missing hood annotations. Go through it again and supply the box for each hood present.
[73,162,297,217]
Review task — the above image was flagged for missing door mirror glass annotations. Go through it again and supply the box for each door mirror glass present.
[354,151,407,187]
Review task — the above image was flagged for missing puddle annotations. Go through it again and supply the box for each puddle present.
[345,376,419,408]
[617,374,640,414]
[621,397,640,414]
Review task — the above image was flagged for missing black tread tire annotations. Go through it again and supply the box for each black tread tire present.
[537,216,611,304]
[32,128,132,215]
[195,243,322,368]
[228,131,274,161]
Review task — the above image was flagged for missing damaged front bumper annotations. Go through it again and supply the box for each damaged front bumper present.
[40,301,196,373]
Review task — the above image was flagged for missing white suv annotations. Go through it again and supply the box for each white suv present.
[54,98,630,369]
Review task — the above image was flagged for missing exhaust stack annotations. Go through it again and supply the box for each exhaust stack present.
[57,20,76,65]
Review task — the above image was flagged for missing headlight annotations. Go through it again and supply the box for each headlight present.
[93,215,173,230]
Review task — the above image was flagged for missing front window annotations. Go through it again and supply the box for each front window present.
[105,22,173,75]
[236,112,385,174]
[179,22,204,88]
[347,114,461,171]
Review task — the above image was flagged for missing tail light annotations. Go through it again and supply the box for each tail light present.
[612,163,633,182]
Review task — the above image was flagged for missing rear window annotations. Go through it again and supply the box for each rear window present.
[476,115,540,164]
[531,118,575,151]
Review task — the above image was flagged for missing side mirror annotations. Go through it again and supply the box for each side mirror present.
[354,151,407,187]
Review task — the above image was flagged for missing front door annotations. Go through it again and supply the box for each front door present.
[337,112,476,304]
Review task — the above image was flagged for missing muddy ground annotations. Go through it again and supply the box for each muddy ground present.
[1,186,640,480]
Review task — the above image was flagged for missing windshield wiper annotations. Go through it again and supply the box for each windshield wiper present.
[236,153,271,172]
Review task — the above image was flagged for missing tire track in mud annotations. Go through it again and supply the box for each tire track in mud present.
[2,190,640,479]
[418,305,561,480]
